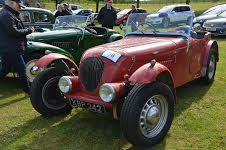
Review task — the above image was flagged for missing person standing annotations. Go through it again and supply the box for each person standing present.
[54,4,64,18]
[97,0,117,29]
[130,5,138,32]
[62,2,72,15]
[0,0,35,98]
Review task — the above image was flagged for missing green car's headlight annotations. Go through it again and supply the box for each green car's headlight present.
[58,76,72,94]
[99,83,116,103]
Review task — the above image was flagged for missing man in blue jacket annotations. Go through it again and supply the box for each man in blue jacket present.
[0,0,34,98]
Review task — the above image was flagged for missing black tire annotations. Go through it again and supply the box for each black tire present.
[120,82,174,148]
[201,49,217,84]
[24,53,44,82]
[30,67,72,117]
[162,18,169,28]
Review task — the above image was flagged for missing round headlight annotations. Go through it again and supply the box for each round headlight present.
[58,76,72,94]
[99,83,116,103]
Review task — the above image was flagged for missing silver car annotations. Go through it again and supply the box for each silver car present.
[145,4,195,27]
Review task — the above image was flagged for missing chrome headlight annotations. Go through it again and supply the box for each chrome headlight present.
[31,66,43,75]
[99,83,116,103]
[58,76,72,94]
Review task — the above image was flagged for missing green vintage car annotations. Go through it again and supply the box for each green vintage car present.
[19,7,55,32]
[23,15,122,82]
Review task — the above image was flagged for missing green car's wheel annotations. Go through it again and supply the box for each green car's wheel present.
[24,53,44,83]
[30,67,72,117]
[120,82,174,148]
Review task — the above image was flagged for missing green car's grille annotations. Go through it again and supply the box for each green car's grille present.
[79,57,104,93]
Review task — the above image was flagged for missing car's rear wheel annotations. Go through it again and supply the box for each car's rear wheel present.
[120,82,174,148]
[24,53,44,83]
[30,67,72,117]
[201,49,217,83]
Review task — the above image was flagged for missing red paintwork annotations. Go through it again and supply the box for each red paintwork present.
[50,32,216,109]
[35,53,79,70]
[129,62,174,85]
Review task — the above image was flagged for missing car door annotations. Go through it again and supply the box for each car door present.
[170,7,180,22]
[188,38,204,75]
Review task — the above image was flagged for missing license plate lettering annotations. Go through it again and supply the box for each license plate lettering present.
[70,99,106,113]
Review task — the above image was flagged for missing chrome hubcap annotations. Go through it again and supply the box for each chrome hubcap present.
[139,95,168,138]
[208,55,215,79]
[26,59,38,82]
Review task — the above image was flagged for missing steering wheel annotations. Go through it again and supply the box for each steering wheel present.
[62,22,69,27]
[139,22,157,33]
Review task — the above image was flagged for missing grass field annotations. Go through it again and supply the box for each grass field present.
[0,2,226,150]
[44,1,219,16]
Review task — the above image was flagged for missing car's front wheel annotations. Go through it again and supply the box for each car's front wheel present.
[30,67,72,117]
[120,82,174,148]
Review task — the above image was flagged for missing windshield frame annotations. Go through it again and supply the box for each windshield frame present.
[53,15,89,30]
[124,12,194,39]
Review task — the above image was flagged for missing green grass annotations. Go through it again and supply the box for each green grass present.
[0,2,226,150]
[45,1,218,16]
[0,40,225,150]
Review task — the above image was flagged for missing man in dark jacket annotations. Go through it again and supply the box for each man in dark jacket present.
[97,0,117,29]
[0,0,34,98]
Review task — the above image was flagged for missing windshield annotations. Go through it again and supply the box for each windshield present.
[53,15,88,29]
[158,6,173,12]
[125,12,193,38]
[219,11,226,17]
[202,5,226,15]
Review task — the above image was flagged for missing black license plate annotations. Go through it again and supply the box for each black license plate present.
[70,99,106,113]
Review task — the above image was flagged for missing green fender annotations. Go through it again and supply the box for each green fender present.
[106,34,123,43]
[26,41,75,61]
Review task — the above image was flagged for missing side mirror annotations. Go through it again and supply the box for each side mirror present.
[193,23,202,32]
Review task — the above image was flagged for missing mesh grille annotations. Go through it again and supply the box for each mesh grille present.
[79,57,104,93]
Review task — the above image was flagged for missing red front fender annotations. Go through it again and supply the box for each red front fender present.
[35,53,79,71]
[129,62,174,86]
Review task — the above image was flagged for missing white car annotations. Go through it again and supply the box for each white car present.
[145,4,195,27]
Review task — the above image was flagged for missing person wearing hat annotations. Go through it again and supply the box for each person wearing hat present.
[62,2,72,15]
[0,0,35,98]
[97,0,117,29]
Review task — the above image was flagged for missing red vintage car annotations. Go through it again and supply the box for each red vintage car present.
[30,12,218,148]
[115,8,147,25]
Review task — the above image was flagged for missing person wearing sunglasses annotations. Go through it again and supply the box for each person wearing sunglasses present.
[97,0,117,29]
